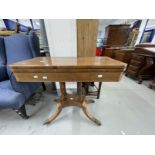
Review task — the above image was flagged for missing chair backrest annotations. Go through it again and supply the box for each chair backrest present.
[0,37,8,81]
[4,33,41,98]
[4,34,34,65]
[4,32,40,65]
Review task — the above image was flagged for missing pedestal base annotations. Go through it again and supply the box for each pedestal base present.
[43,82,101,126]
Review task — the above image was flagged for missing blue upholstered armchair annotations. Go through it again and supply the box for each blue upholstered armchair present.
[0,32,45,119]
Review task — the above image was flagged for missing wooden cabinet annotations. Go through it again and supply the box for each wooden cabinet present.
[77,19,99,57]
[114,51,126,62]
[126,54,145,78]
[126,47,155,84]
[105,25,130,47]
[116,49,134,63]
[104,47,134,64]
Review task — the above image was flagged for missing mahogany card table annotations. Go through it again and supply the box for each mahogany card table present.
[10,57,126,126]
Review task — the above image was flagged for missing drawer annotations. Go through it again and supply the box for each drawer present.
[130,59,142,66]
[127,65,139,72]
[13,72,123,82]
[132,55,145,61]
[126,69,137,76]
[114,53,125,62]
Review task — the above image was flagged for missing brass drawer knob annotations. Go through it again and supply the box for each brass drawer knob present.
[98,75,103,78]
[42,76,48,80]
[33,75,38,79]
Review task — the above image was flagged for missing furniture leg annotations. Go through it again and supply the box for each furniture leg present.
[82,82,89,95]
[97,82,102,99]
[42,82,46,91]
[149,84,153,89]
[43,82,66,125]
[125,73,128,76]
[51,82,57,93]
[14,105,29,119]
[43,102,62,125]
[138,76,143,84]
[44,82,101,126]
[149,80,155,89]
[60,82,67,101]
[77,82,84,101]
[78,82,95,103]
[82,100,101,126]
[78,82,101,126]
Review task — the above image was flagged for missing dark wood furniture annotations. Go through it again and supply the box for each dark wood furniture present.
[105,25,130,47]
[149,80,155,89]
[104,47,134,64]
[10,57,126,126]
[137,54,155,88]
[126,46,155,84]
[82,82,102,99]
[126,53,146,83]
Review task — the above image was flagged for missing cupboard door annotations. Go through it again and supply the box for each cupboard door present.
[77,19,99,57]
[105,25,130,47]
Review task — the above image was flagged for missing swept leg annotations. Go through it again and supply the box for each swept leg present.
[43,102,62,125]
[82,101,101,126]
[42,82,46,91]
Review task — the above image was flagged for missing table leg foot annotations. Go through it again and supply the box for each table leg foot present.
[82,101,101,126]
[43,102,62,125]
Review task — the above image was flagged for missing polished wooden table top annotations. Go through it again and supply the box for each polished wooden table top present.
[10,56,126,82]
[10,56,126,69]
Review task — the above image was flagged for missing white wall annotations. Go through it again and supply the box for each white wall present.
[44,19,77,57]
[44,19,77,90]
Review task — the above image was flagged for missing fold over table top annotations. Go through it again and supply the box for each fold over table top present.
[10,57,126,69]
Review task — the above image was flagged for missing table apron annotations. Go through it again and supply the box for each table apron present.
[13,71,123,82]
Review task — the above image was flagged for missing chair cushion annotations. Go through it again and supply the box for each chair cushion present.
[4,34,33,65]
[0,84,25,109]
[0,80,12,89]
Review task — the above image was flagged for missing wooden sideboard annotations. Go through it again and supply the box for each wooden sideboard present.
[104,47,134,64]
[126,47,155,83]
